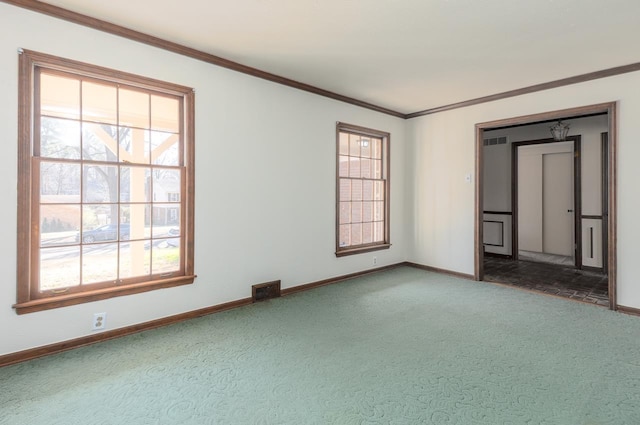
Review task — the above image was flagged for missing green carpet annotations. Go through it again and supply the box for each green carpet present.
[1,266,639,424]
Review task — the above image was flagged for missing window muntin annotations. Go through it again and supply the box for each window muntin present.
[16,50,195,313]
[336,123,390,256]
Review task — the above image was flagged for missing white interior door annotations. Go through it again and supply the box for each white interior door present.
[518,141,574,260]
[543,152,573,256]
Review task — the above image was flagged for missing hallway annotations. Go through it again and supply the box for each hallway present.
[483,256,609,306]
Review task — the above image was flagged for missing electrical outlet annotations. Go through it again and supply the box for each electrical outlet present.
[92,312,106,330]
[373,257,378,265]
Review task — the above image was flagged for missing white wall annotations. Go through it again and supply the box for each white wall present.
[407,71,640,309]
[0,4,408,355]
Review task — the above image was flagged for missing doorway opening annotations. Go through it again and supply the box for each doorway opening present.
[475,103,616,309]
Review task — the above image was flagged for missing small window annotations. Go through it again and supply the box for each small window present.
[15,50,195,314]
[336,122,390,256]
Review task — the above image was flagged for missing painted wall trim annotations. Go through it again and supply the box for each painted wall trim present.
[3,1,640,120]
[280,263,404,296]
[405,62,640,119]
[1,262,407,367]
[404,262,475,280]
[617,305,640,317]
[0,297,253,368]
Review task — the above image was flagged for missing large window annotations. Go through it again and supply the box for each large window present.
[336,122,390,256]
[15,50,195,314]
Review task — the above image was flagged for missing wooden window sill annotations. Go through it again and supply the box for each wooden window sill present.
[336,243,391,257]
[13,275,196,315]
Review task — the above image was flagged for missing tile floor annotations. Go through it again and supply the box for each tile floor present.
[483,255,609,306]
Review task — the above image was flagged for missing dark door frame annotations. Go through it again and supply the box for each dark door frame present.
[601,132,609,274]
[475,102,617,310]
[512,136,582,268]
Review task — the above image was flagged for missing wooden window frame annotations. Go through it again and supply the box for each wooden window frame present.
[335,122,391,257]
[15,50,196,314]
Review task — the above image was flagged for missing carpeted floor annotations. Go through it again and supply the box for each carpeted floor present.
[1,266,639,424]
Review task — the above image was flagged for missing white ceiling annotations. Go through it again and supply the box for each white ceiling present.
[38,0,640,114]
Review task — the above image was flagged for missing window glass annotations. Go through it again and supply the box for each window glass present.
[336,123,389,255]
[16,51,195,314]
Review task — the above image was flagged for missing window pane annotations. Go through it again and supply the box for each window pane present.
[82,205,118,242]
[349,157,360,178]
[349,134,360,156]
[361,158,371,178]
[374,201,385,221]
[120,240,151,279]
[362,222,373,244]
[371,138,382,159]
[119,88,149,129]
[120,166,151,203]
[168,224,180,236]
[82,81,117,125]
[80,222,123,244]
[40,73,80,120]
[40,204,80,247]
[351,223,362,246]
[352,180,363,201]
[339,224,351,247]
[40,246,80,290]
[40,162,80,202]
[374,222,384,242]
[151,95,180,133]
[338,132,349,155]
[362,180,373,201]
[361,138,371,158]
[151,131,179,166]
[152,205,180,236]
[362,201,373,222]
[339,202,351,224]
[83,123,119,161]
[152,238,180,274]
[351,202,362,223]
[338,155,349,177]
[83,164,119,203]
[82,243,118,284]
[119,127,149,164]
[374,181,384,200]
[121,203,151,239]
[373,159,382,179]
[153,169,181,203]
[339,179,351,201]
[41,117,81,159]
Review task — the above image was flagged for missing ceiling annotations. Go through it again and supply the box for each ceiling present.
[31,0,640,115]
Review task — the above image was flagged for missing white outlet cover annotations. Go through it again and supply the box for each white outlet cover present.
[93,312,106,330]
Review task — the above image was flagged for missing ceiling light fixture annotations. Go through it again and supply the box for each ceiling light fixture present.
[550,120,570,142]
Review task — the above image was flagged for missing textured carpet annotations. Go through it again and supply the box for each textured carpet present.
[1,266,640,424]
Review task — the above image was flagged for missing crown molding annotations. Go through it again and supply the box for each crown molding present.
[3,0,640,120]
[1,0,405,118]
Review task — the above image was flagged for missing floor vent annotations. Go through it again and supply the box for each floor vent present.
[252,280,281,302]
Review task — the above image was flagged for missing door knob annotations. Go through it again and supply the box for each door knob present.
[567,209,574,212]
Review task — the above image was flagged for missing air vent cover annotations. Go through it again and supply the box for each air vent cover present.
[483,136,507,146]
[252,280,281,302]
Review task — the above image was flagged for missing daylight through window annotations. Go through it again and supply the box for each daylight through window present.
[336,122,390,256]
[16,50,195,314]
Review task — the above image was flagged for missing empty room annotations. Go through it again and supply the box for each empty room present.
[1,1,640,424]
